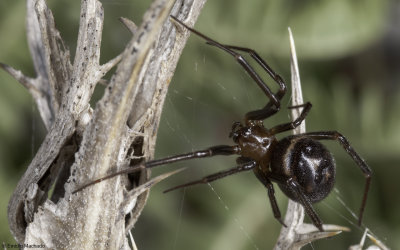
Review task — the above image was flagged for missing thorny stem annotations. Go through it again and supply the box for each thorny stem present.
[4,0,207,248]
[273,28,349,250]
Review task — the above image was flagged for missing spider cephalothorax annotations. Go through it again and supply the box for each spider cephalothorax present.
[231,121,277,165]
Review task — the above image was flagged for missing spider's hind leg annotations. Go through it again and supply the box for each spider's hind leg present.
[286,177,324,232]
[299,131,372,226]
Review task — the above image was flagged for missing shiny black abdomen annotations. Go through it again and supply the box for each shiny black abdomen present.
[270,136,336,203]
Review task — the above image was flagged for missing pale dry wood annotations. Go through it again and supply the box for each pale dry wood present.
[4,0,207,248]
[120,17,138,34]
[349,228,390,250]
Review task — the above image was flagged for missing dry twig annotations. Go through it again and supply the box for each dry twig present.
[273,28,349,250]
[3,0,207,248]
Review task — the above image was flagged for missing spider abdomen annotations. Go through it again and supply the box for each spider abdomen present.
[271,136,336,203]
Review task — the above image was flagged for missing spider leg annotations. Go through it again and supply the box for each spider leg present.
[266,172,324,231]
[254,169,286,227]
[170,16,285,122]
[285,177,324,231]
[235,156,254,165]
[208,44,288,121]
[146,145,239,168]
[217,45,286,101]
[73,145,239,193]
[300,131,372,226]
[72,166,145,194]
[163,161,257,193]
[268,102,312,135]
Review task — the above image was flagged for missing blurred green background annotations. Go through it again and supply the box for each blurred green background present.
[1,0,399,249]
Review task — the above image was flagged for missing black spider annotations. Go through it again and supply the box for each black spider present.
[74,16,371,232]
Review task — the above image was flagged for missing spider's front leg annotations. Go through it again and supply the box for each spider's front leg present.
[145,145,239,168]
[216,45,287,122]
[170,15,286,122]
[73,145,240,194]
[163,161,257,193]
[269,102,312,135]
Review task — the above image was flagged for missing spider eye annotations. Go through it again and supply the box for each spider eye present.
[262,138,270,146]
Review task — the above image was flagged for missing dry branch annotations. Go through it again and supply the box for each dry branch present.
[4,0,207,248]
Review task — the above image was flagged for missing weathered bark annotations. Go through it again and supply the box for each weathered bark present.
[3,0,207,248]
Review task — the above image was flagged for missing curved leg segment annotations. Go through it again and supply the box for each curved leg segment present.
[170,16,287,122]
[300,131,372,226]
